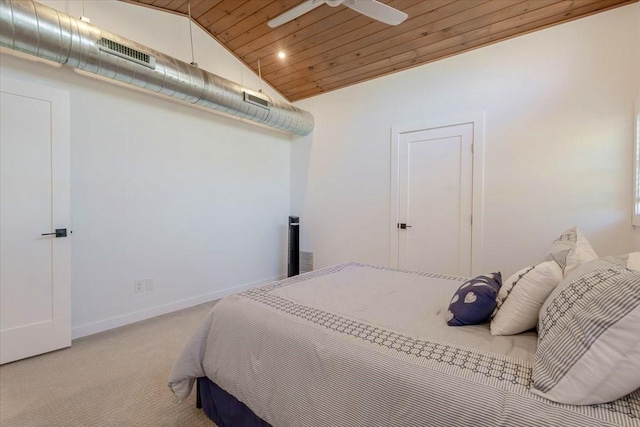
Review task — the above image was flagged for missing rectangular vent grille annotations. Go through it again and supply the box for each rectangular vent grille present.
[97,38,156,69]
[300,251,313,274]
[243,91,272,109]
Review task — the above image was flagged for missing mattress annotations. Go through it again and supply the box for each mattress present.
[169,263,640,426]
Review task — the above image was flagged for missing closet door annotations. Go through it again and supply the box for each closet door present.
[1,76,71,364]
[392,122,473,276]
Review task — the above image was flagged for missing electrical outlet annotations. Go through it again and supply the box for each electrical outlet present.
[144,278,154,291]
[134,280,145,293]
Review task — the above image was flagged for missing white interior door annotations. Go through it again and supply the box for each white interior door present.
[392,123,473,276]
[0,76,71,364]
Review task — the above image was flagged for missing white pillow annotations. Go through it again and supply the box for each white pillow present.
[531,261,640,405]
[544,226,597,277]
[628,252,640,271]
[490,261,562,336]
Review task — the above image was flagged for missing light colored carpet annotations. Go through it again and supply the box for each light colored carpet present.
[0,302,218,427]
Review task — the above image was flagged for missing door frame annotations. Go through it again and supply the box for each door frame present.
[390,113,484,276]
[0,75,71,364]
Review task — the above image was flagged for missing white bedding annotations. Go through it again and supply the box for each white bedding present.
[169,263,640,426]
[271,264,537,360]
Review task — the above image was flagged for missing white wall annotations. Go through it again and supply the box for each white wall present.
[292,4,640,277]
[1,0,292,337]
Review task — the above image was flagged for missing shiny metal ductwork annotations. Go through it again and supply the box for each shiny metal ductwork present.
[0,0,314,136]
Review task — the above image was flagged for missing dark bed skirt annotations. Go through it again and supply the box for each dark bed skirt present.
[197,377,272,427]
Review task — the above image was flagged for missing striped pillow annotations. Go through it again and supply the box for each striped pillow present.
[532,263,640,405]
[490,261,562,336]
[544,226,597,277]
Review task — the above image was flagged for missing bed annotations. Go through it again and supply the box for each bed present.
[168,262,640,426]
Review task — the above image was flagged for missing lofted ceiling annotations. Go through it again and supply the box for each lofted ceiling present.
[124,0,636,102]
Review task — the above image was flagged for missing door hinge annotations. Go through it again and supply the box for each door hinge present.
[470,215,473,226]
[471,143,474,154]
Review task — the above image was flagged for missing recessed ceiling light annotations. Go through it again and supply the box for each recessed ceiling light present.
[278,51,286,59]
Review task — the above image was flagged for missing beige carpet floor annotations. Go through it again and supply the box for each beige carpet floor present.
[0,301,218,427]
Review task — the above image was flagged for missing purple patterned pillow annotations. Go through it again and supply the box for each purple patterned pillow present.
[447,273,502,326]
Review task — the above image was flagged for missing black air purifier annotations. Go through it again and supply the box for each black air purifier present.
[288,216,300,277]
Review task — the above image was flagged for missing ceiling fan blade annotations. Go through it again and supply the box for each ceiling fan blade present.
[344,0,407,26]
[268,0,326,28]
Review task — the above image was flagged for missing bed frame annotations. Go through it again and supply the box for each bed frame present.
[196,376,271,426]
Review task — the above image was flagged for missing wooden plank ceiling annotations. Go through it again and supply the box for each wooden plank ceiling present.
[125,0,636,101]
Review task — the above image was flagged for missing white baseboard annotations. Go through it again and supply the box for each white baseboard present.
[71,275,283,340]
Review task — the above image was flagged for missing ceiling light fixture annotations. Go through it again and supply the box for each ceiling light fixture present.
[278,51,286,59]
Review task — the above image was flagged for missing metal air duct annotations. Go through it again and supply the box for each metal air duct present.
[0,0,314,136]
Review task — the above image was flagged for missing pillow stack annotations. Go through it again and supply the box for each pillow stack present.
[490,226,597,336]
[450,225,640,404]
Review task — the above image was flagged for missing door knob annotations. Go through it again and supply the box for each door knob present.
[397,223,412,229]
[41,228,67,238]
